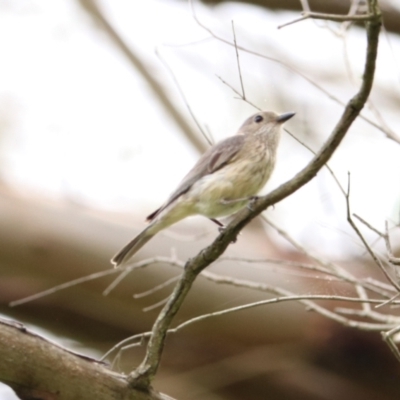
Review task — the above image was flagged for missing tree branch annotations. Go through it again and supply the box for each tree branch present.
[128,0,382,390]
[197,0,400,36]
[0,318,174,400]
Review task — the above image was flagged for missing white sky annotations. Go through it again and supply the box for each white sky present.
[0,0,399,257]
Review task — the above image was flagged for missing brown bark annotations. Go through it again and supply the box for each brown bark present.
[0,319,173,400]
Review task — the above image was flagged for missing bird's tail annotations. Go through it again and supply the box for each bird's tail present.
[111,225,156,267]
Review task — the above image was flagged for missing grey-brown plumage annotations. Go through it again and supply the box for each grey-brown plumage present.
[111,111,295,266]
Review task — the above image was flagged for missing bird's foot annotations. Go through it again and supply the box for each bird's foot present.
[217,224,237,243]
[247,196,259,212]
[221,196,255,205]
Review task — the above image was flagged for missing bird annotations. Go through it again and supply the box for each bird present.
[111,110,295,266]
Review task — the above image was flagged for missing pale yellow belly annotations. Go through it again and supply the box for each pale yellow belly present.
[187,158,273,218]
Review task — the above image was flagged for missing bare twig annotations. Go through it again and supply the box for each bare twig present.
[102,332,153,362]
[375,292,400,309]
[143,296,171,313]
[385,221,400,267]
[277,15,310,29]
[216,75,260,110]
[134,275,181,299]
[284,128,346,196]
[263,216,376,315]
[303,11,374,22]
[103,267,133,296]
[220,255,392,298]
[382,326,400,362]
[173,294,395,332]
[262,216,338,273]
[9,256,185,307]
[345,173,400,292]
[353,213,385,237]
[231,21,245,100]
[278,12,373,30]
[78,0,208,154]
[334,306,400,324]
[10,268,120,307]
[155,48,213,146]
[299,0,311,13]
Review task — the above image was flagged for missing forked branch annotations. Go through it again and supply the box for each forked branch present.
[128,0,382,390]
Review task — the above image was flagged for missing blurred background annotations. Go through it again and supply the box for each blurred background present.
[1,0,400,399]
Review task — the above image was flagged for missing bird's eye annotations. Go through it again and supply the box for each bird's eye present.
[254,115,263,123]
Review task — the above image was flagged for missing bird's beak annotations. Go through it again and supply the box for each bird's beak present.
[276,112,295,123]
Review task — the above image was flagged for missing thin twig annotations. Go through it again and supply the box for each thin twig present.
[385,221,400,267]
[174,293,395,332]
[277,16,309,30]
[334,307,400,324]
[10,268,120,307]
[231,20,245,100]
[143,296,171,313]
[382,326,400,362]
[345,173,400,292]
[262,216,386,313]
[278,11,375,30]
[262,216,338,273]
[220,255,392,298]
[155,48,213,146]
[102,332,152,362]
[9,256,185,307]
[364,276,397,292]
[103,267,133,296]
[216,75,260,110]
[375,292,400,309]
[304,11,375,22]
[134,275,181,299]
[284,128,346,196]
[353,213,385,237]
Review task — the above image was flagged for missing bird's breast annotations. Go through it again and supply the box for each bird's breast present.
[187,146,275,218]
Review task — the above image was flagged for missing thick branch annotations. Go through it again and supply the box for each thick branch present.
[0,319,173,400]
[129,1,382,390]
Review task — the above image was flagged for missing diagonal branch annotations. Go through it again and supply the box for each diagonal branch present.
[128,0,382,390]
[77,0,208,154]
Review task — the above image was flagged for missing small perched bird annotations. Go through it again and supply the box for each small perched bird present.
[111,110,295,266]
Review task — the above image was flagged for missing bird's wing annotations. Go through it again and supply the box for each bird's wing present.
[146,135,245,221]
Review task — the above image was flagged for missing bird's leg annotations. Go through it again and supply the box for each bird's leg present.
[210,218,224,229]
[210,218,224,227]
[212,219,237,241]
